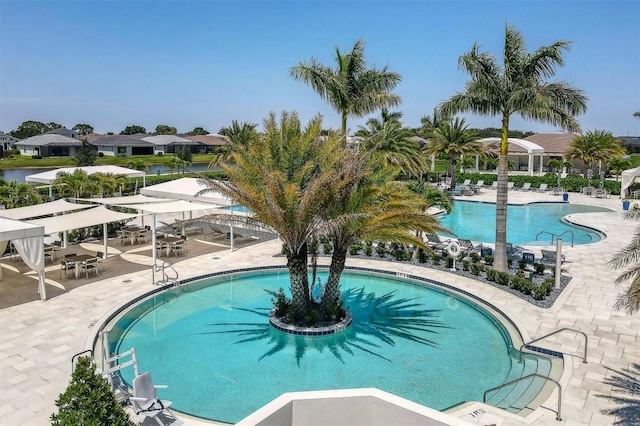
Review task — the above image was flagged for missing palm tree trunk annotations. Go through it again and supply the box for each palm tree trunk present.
[287,247,310,316]
[450,159,457,190]
[321,244,348,311]
[494,117,510,272]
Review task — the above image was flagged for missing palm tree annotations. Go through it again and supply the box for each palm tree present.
[208,121,255,168]
[320,163,447,311]
[440,24,588,272]
[607,157,632,181]
[54,170,97,199]
[290,39,401,136]
[199,111,360,317]
[565,130,626,177]
[424,118,485,190]
[356,114,425,177]
[419,107,451,140]
[0,181,42,208]
[609,209,640,313]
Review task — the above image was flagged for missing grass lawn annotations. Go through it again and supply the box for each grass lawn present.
[0,154,216,169]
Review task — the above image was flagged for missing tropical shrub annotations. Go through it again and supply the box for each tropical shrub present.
[534,263,546,275]
[51,356,134,426]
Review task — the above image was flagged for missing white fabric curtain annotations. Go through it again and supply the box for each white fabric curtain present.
[0,240,8,280]
[13,236,46,301]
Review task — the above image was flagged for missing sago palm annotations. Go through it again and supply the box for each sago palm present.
[440,24,588,272]
[290,39,401,136]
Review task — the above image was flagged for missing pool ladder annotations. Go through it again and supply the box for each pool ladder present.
[535,230,574,247]
[155,261,179,287]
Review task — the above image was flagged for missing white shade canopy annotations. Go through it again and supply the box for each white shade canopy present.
[27,205,139,234]
[0,199,93,220]
[621,166,640,197]
[140,177,232,206]
[75,194,172,205]
[115,200,219,214]
[25,165,146,184]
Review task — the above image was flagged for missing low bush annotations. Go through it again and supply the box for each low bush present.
[31,155,42,159]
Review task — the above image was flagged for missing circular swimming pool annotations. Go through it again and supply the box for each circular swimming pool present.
[438,201,611,245]
[108,269,525,423]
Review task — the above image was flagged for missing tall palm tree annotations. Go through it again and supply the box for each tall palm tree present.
[609,209,640,313]
[424,118,485,190]
[290,39,401,136]
[208,121,256,168]
[440,24,588,272]
[199,111,360,316]
[565,130,626,177]
[419,107,451,140]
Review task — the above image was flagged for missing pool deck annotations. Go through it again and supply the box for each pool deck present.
[1,189,639,425]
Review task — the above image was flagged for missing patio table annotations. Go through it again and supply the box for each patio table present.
[157,237,181,257]
[64,254,96,279]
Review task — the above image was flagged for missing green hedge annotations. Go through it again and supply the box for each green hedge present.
[458,172,621,195]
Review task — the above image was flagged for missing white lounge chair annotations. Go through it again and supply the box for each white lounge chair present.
[507,182,515,191]
[520,182,532,192]
[130,372,182,426]
[537,183,549,192]
[489,181,498,190]
[462,179,471,186]
[474,180,485,190]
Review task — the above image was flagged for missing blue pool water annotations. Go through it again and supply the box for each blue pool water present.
[438,201,611,245]
[111,270,519,423]
[218,204,251,213]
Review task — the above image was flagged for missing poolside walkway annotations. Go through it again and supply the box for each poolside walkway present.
[1,189,638,425]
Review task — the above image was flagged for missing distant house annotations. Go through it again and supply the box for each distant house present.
[0,132,19,151]
[45,127,79,139]
[617,136,640,153]
[142,135,203,155]
[15,134,83,157]
[91,134,155,156]
[181,134,229,153]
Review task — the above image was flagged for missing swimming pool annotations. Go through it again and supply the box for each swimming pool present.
[438,201,611,245]
[108,269,543,423]
[218,204,252,214]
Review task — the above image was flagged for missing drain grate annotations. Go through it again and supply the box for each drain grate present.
[122,279,132,283]
[212,257,220,260]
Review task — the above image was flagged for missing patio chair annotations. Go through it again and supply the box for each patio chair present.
[129,371,182,426]
[537,183,549,192]
[506,243,522,259]
[170,239,186,257]
[507,182,515,191]
[457,238,481,256]
[80,257,99,279]
[96,251,106,273]
[424,234,449,252]
[204,225,225,241]
[462,179,471,186]
[540,249,565,265]
[489,181,498,190]
[473,180,485,190]
[115,230,127,245]
[520,182,532,192]
[44,246,56,263]
[59,260,75,280]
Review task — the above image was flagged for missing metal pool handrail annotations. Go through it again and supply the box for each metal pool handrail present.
[483,373,563,421]
[519,327,588,364]
[536,229,574,247]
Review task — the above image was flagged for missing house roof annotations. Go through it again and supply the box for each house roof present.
[524,133,578,155]
[92,134,155,147]
[45,128,78,138]
[142,135,193,145]
[183,134,229,146]
[15,134,82,147]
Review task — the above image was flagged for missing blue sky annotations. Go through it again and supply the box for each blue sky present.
[1,0,639,136]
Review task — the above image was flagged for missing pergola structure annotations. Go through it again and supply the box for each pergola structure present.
[476,137,546,176]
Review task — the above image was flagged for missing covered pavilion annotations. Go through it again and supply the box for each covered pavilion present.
[25,165,147,199]
[476,137,546,175]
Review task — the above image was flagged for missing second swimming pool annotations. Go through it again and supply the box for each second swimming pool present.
[438,201,611,245]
